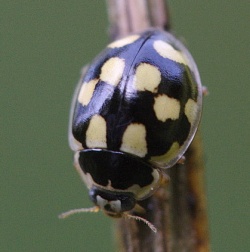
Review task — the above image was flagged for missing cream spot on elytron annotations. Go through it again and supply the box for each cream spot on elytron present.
[78,79,99,106]
[153,40,187,65]
[151,142,180,165]
[108,35,140,48]
[133,63,161,92]
[120,123,147,158]
[185,99,198,124]
[99,57,125,86]
[86,115,107,148]
[154,94,180,122]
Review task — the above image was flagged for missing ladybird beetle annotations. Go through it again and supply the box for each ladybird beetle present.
[60,29,202,231]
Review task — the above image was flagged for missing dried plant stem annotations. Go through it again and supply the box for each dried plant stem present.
[168,131,209,251]
[106,0,170,40]
[106,1,210,251]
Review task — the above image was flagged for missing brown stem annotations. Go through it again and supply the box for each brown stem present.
[185,131,210,251]
[106,0,170,40]
[106,1,210,251]
[167,131,210,251]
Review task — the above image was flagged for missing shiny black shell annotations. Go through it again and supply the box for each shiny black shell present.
[69,29,202,169]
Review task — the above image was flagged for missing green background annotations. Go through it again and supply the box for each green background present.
[1,1,249,251]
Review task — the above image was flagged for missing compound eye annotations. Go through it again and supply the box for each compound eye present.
[119,195,136,212]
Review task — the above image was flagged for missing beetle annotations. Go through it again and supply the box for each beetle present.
[59,29,202,232]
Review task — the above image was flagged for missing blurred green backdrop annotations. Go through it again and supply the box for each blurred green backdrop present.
[1,1,249,251]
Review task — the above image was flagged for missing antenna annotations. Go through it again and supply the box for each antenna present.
[58,206,99,219]
[124,213,157,233]
[58,206,157,233]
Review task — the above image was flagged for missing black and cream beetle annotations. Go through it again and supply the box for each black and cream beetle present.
[60,29,202,231]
